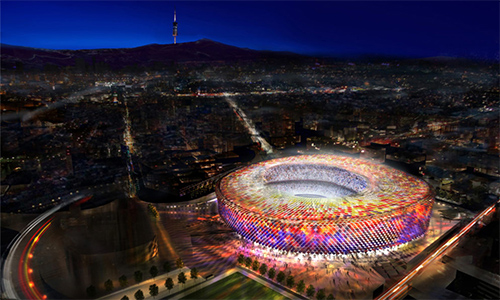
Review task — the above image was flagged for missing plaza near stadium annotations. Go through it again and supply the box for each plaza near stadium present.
[216,155,435,255]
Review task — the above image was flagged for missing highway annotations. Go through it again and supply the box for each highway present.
[1,192,92,300]
[376,200,499,300]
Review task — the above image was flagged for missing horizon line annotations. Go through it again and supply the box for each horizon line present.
[1,39,498,62]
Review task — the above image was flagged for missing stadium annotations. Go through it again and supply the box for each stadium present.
[216,155,434,255]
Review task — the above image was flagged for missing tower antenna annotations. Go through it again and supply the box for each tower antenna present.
[173,8,178,44]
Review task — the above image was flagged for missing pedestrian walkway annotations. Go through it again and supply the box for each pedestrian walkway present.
[99,267,192,300]
[168,269,238,300]
[237,266,307,300]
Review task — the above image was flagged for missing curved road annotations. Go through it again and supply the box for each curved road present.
[2,186,214,300]
[1,192,92,300]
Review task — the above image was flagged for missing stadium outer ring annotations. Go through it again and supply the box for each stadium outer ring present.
[216,155,434,255]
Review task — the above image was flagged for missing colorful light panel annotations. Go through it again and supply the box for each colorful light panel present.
[217,155,434,254]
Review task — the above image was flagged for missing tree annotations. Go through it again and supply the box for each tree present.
[238,254,245,265]
[276,271,286,284]
[165,277,174,293]
[286,275,295,288]
[296,280,306,293]
[148,204,159,219]
[326,293,335,300]
[134,289,144,300]
[178,272,187,285]
[252,260,260,271]
[176,257,184,269]
[316,289,326,300]
[104,279,113,292]
[150,265,159,278]
[149,284,159,298]
[121,296,129,300]
[163,261,171,272]
[306,285,315,298]
[134,271,143,283]
[245,257,252,268]
[86,285,97,298]
[190,267,198,279]
[259,263,268,276]
[119,275,128,288]
[268,267,276,280]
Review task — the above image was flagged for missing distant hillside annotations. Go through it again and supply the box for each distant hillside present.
[1,39,309,71]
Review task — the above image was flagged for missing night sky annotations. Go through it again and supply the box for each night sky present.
[1,1,499,60]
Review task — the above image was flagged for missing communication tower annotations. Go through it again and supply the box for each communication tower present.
[173,9,178,44]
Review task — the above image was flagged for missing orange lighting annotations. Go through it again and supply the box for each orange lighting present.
[28,254,33,259]
[28,268,33,274]
[29,282,34,287]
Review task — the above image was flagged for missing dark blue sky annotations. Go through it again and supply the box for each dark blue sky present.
[2,1,499,59]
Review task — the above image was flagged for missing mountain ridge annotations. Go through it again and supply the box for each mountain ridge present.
[2,39,493,72]
[1,39,309,71]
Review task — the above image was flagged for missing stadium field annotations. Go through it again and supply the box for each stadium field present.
[180,272,289,300]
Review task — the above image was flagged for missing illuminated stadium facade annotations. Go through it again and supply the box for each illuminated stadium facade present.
[216,155,434,255]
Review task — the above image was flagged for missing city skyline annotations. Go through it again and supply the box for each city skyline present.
[1,2,499,300]
[1,1,499,60]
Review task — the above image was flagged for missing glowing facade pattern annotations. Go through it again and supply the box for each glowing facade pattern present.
[216,155,434,254]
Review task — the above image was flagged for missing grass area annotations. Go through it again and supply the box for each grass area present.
[180,272,289,300]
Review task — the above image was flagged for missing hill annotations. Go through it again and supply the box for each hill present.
[1,39,309,71]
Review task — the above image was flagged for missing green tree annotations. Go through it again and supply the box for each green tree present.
[119,275,128,288]
[163,261,171,272]
[121,296,129,300]
[286,275,295,288]
[326,293,335,300]
[296,280,306,293]
[178,272,187,285]
[150,265,158,278]
[245,257,252,268]
[149,284,159,299]
[134,271,143,283]
[276,271,286,284]
[238,254,245,264]
[86,285,97,298]
[104,279,113,292]
[316,289,326,300]
[259,263,268,276]
[190,267,198,279]
[134,289,144,300]
[306,285,315,298]
[176,257,184,269]
[252,260,260,271]
[268,267,276,280]
[165,277,174,293]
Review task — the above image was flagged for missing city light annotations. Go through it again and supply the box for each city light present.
[1,3,498,299]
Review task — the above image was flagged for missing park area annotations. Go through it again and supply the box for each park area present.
[180,272,289,300]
